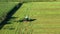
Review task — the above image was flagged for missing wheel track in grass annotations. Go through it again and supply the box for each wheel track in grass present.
[13,4,26,34]
[16,22,33,34]
[14,7,33,34]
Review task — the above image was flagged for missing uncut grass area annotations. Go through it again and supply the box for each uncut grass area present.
[0,0,60,2]
[0,2,19,23]
[1,2,60,34]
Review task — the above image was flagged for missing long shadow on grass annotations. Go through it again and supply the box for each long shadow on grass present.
[0,3,23,29]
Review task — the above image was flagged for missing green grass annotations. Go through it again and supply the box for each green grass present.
[0,0,23,2]
[0,0,60,2]
[0,2,19,23]
[1,2,60,34]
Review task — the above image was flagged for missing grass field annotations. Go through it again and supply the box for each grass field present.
[0,2,19,23]
[0,0,60,2]
[0,2,60,34]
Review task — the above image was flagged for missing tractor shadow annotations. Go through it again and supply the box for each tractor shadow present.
[0,3,23,30]
[19,18,36,22]
[6,17,18,24]
[10,17,18,19]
